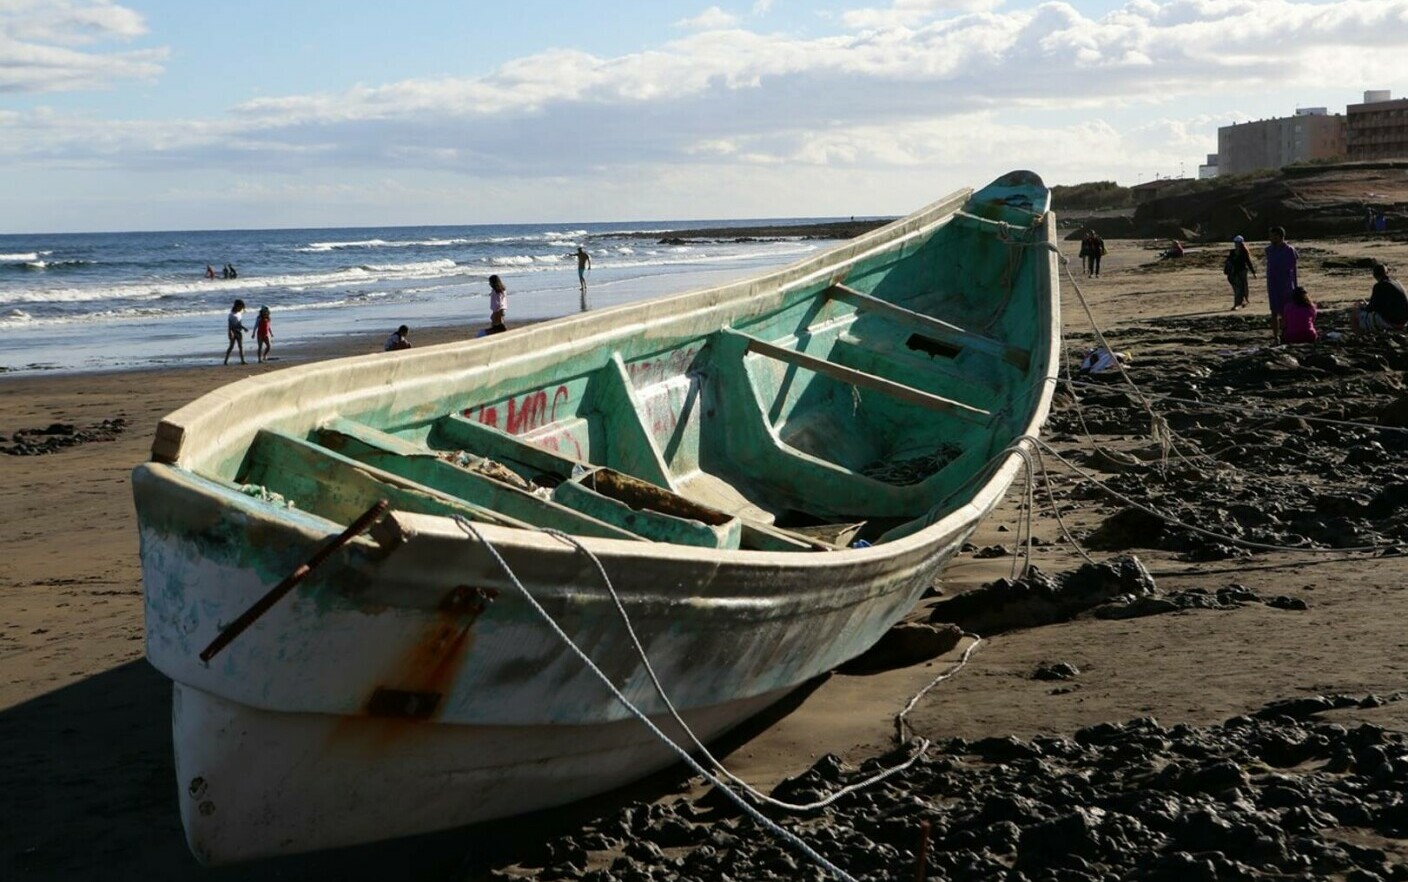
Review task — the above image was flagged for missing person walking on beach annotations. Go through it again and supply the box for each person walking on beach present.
[1089,232,1105,277]
[1280,286,1318,344]
[574,246,592,311]
[1353,263,1408,334]
[1224,235,1256,310]
[224,299,248,365]
[1264,226,1297,344]
[253,306,273,363]
[1079,231,1094,277]
[385,325,412,351]
[486,274,508,335]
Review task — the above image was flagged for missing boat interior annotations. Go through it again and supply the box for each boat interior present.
[217,190,1053,555]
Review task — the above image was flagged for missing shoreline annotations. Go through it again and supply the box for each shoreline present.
[2,232,1408,878]
[624,218,894,242]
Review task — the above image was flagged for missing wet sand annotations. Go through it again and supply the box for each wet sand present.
[2,233,1407,880]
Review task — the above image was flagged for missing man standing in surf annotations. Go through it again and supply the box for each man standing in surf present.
[574,246,591,312]
[1264,226,1297,345]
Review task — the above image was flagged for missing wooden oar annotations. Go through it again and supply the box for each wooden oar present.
[199,499,389,663]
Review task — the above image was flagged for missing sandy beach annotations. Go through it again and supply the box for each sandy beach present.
[3,231,1408,880]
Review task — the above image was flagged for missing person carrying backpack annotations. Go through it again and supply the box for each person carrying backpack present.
[1224,235,1256,310]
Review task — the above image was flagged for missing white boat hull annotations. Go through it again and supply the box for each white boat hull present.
[173,682,786,864]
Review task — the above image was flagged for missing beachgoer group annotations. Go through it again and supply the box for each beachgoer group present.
[1079,230,1105,277]
[203,264,237,279]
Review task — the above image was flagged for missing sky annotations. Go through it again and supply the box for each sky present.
[1,0,1405,233]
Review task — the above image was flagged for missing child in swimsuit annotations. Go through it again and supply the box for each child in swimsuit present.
[254,306,273,363]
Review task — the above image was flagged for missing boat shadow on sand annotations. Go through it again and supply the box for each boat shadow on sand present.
[0,658,826,881]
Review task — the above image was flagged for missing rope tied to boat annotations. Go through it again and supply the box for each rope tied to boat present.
[451,516,861,882]
[533,528,947,806]
[451,516,991,882]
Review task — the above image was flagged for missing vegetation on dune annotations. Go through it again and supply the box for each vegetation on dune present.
[1050,181,1134,211]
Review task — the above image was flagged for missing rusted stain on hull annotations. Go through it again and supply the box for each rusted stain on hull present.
[329,585,497,746]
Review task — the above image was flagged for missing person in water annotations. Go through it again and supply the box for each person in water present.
[1280,286,1318,344]
[486,274,508,335]
[224,299,248,365]
[205,265,216,279]
[253,306,273,363]
[574,246,592,311]
[384,325,412,351]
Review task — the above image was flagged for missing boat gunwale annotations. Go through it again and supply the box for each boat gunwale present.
[141,182,1060,569]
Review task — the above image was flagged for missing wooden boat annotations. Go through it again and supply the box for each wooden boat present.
[132,171,1060,864]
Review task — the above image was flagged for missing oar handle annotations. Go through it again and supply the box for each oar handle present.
[199,499,390,664]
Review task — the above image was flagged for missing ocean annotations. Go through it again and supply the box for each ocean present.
[0,220,849,373]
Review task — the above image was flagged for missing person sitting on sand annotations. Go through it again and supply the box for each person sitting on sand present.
[253,306,273,363]
[1353,263,1408,334]
[1224,235,1257,310]
[1280,286,1318,344]
[1158,239,1184,260]
[384,325,412,351]
[1264,226,1297,345]
[485,274,508,335]
[224,299,248,365]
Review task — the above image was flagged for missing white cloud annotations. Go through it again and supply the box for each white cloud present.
[0,0,163,92]
[6,0,1408,226]
[675,6,741,30]
[843,0,1006,30]
[752,0,775,13]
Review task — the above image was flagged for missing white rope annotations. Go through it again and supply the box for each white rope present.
[1029,440,1100,566]
[535,527,930,813]
[451,516,861,882]
[895,633,983,744]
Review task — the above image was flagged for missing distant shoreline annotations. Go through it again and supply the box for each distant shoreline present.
[626,218,894,243]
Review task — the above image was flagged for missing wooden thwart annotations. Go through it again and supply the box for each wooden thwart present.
[739,333,991,424]
[825,283,1030,370]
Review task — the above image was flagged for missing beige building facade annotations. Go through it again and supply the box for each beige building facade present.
[1216,111,1345,176]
